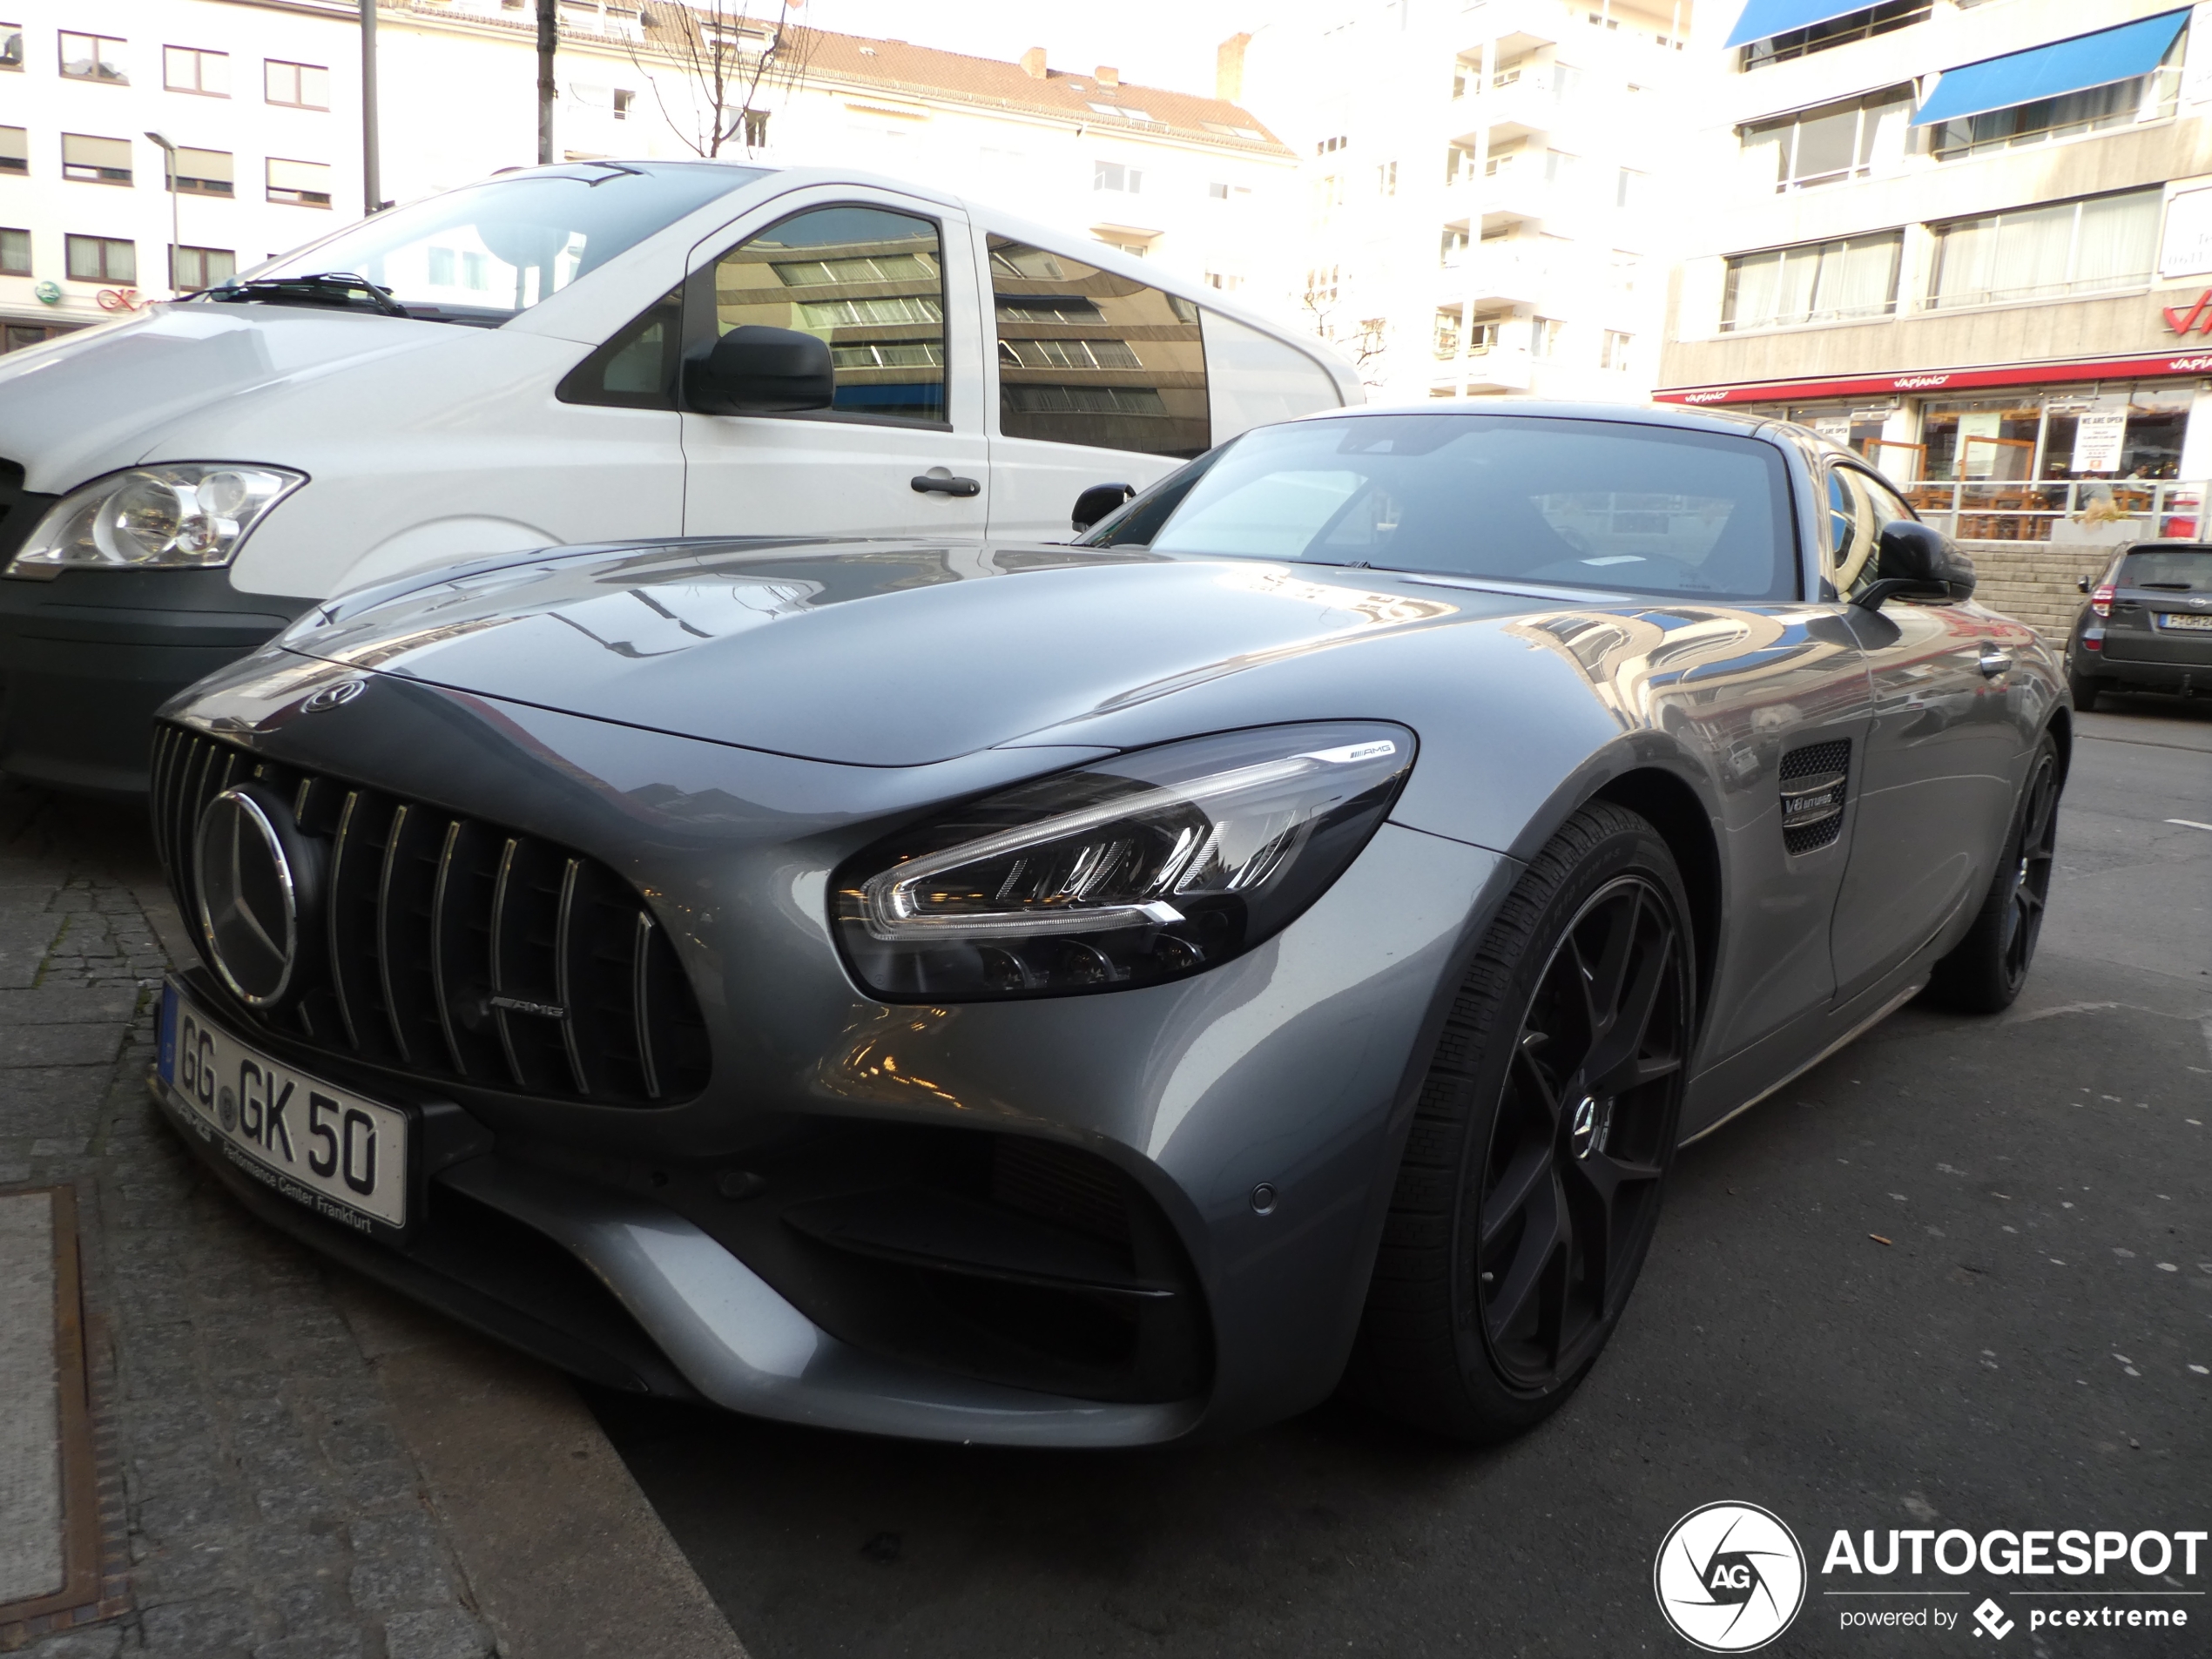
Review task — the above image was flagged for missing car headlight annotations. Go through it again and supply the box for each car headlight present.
[5,464,306,577]
[833,722,1414,1001]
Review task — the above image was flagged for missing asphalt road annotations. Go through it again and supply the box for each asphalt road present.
[594,693,2212,1659]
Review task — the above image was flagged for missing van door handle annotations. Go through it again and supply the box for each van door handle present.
[1977,645,2010,678]
[911,472,981,497]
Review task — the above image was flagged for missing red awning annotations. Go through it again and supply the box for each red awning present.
[1654,348,2212,408]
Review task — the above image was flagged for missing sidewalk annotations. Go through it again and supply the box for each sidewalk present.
[0,782,745,1659]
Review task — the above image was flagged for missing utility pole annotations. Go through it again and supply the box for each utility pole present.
[361,0,382,212]
[536,0,556,164]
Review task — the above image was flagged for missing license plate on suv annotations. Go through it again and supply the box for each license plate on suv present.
[158,980,410,1231]
[2155,611,2212,631]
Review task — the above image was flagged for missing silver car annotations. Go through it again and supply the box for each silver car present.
[149,402,2067,1447]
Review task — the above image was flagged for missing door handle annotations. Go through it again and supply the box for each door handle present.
[1977,645,2010,678]
[910,473,981,497]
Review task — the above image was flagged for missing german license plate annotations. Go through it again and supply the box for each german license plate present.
[2155,611,2212,631]
[158,980,409,1231]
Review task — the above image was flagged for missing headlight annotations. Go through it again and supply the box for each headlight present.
[833,722,1414,1001]
[6,464,306,577]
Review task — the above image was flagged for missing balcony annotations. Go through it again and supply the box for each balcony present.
[1460,347,1534,393]
[1456,246,1552,307]
[1446,165,1563,233]
[1470,64,1575,145]
[1450,0,1565,60]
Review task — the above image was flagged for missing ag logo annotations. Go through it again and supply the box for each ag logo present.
[1654,1501,1807,1652]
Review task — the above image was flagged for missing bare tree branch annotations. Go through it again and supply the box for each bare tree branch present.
[624,0,817,158]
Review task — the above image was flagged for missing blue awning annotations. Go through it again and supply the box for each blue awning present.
[1912,9,2190,125]
[1724,0,1883,51]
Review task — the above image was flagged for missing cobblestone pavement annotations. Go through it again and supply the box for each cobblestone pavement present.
[2,782,494,1659]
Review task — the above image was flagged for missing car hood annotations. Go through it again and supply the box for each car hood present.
[279,539,1540,766]
[0,302,450,492]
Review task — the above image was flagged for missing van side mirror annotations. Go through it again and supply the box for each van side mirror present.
[685,326,834,415]
[1852,520,1977,610]
[1072,482,1136,534]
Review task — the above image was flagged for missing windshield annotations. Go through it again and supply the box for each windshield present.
[239,163,765,322]
[1117,414,1799,602]
[2116,548,2212,591]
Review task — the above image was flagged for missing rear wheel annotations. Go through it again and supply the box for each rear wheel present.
[1347,804,1693,1441]
[2066,665,2101,712]
[1924,732,2061,1015]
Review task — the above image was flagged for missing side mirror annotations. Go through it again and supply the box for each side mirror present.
[2075,575,2092,594]
[1852,520,1977,610]
[685,326,834,415]
[1072,482,1136,534]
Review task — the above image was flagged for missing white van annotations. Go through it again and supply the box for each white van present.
[0,160,1357,794]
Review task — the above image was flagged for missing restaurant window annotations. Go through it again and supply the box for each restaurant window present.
[0,226,28,275]
[1740,86,1912,192]
[266,158,333,207]
[164,45,229,95]
[59,31,126,84]
[171,245,234,292]
[1740,1,1930,71]
[0,125,24,174]
[64,233,134,283]
[265,59,331,110]
[989,233,1207,457]
[707,204,947,422]
[2039,387,2191,482]
[173,148,233,196]
[1925,38,2182,162]
[61,134,132,186]
[1722,232,1901,331]
[1927,188,2157,310]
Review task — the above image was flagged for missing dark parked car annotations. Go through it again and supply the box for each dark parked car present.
[148,403,2067,1447]
[2065,541,2212,710]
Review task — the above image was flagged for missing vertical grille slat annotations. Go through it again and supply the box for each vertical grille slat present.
[153,723,708,1107]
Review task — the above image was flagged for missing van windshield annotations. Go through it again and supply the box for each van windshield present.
[223,163,765,324]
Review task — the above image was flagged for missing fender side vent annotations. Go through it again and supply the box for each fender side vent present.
[1779,738,1850,855]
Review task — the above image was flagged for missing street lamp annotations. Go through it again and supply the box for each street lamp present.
[144,131,180,295]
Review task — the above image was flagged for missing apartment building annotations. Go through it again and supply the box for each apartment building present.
[1236,0,1697,402]
[1659,0,2212,543]
[0,1,1295,354]
[0,0,361,349]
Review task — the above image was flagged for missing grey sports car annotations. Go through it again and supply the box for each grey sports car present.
[150,402,2067,1447]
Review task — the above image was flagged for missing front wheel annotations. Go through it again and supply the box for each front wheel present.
[1347,803,1695,1441]
[1924,732,2062,1015]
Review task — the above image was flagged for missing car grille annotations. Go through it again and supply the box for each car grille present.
[1778,738,1850,856]
[152,723,711,1107]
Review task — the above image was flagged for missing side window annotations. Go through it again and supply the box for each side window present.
[703,205,947,422]
[988,235,1208,458]
[1201,308,1342,443]
[557,287,682,409]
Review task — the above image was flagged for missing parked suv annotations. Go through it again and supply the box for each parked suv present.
[0,161,1356,795]
[2064,541,2212,709]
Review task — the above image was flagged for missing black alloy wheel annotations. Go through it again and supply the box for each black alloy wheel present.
[1925,732,2064,1015]
[1349,802,1695,1442]
[1476,873,1689,1390]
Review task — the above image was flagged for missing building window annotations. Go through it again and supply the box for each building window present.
[1093,160,1142,193]
[265,59,331,110]
[61,134,132,186]
[1602,329,1633,369]
[1616,168,1642,209]
[1434,305,1462,361]
[164,45,229,95]
[266,158,333,207]
[0,226,28,275]
[741,107,767,145]
[1741,86,1913,192]
[1313,173,1345,212]
[172,245,234,292]
[614,88,635,119]
[1375,159,1397,196]
[1203,271,1243,290]
[64,233,134,283]
[1531,316,1563,358]
[2,22,23,70]
[59,31,127,84]
[0,125,24,174]
[1723,232,1902,331]
[1926,188,2158,310]
[1740,1,1930,71]
[1305,265,1340,304]
[1315,134,1347,154]
[1440,227,1467,268]
[172,147,233,196]
[1208,181,1230,200]
[1925,55,2182,162]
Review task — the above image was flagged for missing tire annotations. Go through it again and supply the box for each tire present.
[2066,666,2101,713]
[1346,803,1695,1442]
[1923,732,2062,1015]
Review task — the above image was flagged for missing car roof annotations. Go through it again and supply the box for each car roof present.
[1290,397,1777,441]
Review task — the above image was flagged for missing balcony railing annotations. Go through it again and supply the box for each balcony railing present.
[1901,479,2205,543]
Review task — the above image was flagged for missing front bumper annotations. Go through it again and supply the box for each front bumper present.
[152,656,1512,1444]
[0,567,308,795]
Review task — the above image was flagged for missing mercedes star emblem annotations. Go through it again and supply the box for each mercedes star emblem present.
[194,786,302,1008]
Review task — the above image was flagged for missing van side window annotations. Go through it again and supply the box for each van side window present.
[988,235,1208,458]
[1200,309,1341,442]
[556,287,682,409]
[703,205,948,423]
